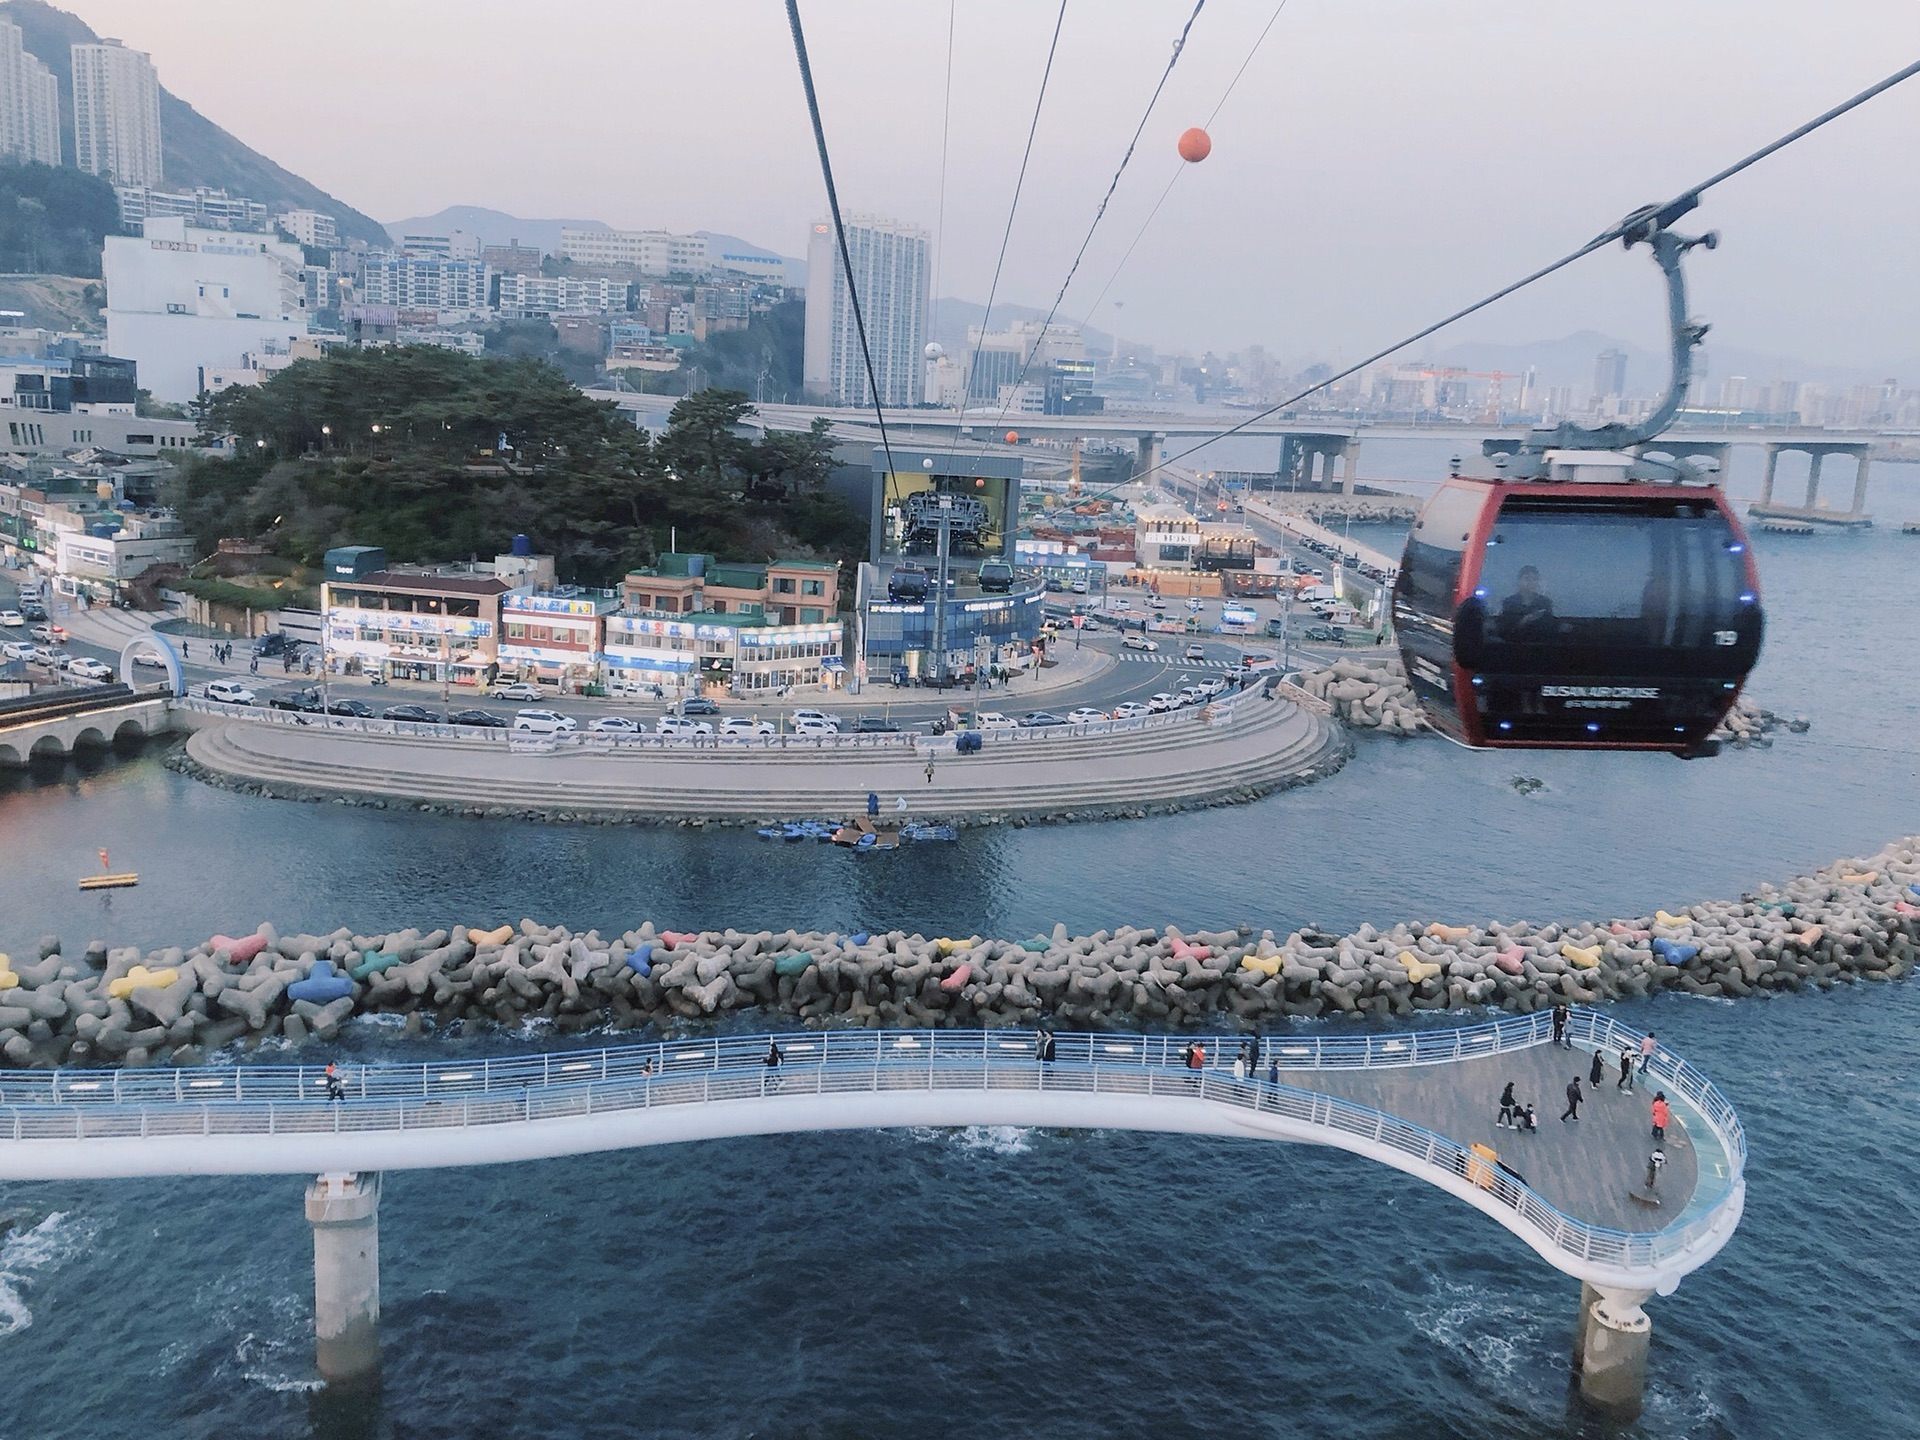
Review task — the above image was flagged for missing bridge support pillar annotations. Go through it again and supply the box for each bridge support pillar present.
[1573,1285,1651,1421]
[306,1171,381,1387]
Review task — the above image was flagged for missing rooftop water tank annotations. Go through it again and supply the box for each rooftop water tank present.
[511,533,531,556]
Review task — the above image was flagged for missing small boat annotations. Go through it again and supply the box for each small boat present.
[901,822,957,843]
[79,872,139,890]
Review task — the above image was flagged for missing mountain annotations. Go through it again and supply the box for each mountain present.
[0,0,388,248]
[930,296,1114,356]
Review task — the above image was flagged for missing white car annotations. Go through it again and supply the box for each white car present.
[790,717,838,737]
[513,708,577,734]
[1,640,33,661]
[1183,643,1207,661]
[0,609,22,628]
[1146,692,1177,713]
[132,652,168,669]
[203,680,256,705]
[68,657,113,680]
[1196,677,1229,698]
[974,711,1018,732]
[1111,701,1151,720]
[1067,707,1107,724]
[720,717,776,737]
[1147,597,1167,611]
[491,681,544,702]
[1122,635,1158,652]
[1177,686,1207,707]
[789,708,838,729]
[657,715,715,737]
[28,624,65,644]
[588,715,641,734]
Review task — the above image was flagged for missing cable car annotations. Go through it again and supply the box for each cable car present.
[1392,212,1764,755]
[1393,452,1762,754]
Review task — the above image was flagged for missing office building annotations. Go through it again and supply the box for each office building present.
[0,20,61,166]
[70,38,162,185]
[558,227,710,276]
[1593,348,1628,402]
[963,320,1082,403]
[803,216,928,408]
[103,217,315,401]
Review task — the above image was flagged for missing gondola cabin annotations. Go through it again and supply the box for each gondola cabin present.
[1393,451,1763,754]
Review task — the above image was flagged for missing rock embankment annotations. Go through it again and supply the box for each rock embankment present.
[3,841,1915,1069]
[1296,660,1427,735]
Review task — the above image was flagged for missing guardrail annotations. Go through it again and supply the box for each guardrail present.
[0,1008,1739,1277]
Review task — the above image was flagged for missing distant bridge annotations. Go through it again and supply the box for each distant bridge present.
[0,1008,1740,1416]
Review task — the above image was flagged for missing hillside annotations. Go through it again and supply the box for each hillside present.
[0,0,387,248]
[0,160,114,275]
[383,209,806,282]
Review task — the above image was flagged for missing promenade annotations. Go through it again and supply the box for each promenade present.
[176,688,1346,823]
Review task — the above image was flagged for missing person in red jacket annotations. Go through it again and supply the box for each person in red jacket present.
[1651,1092,1670,1141]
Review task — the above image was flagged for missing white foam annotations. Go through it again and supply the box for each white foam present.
[908,1124,1035,1156]
[0,1211,96,1338]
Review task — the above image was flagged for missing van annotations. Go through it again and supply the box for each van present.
[1300,585,1336,603]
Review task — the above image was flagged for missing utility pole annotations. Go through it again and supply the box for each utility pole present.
[931,494,953,686]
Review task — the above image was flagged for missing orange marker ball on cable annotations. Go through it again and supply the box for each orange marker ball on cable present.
[1178,127,1212,163]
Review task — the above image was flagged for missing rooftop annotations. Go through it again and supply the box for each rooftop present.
[342,570,511,597]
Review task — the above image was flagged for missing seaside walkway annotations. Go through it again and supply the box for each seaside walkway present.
[175,688,1344,822]
[0,1008,1740,1415]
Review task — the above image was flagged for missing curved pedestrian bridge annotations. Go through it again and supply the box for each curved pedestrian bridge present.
[0,1007,1741,1295]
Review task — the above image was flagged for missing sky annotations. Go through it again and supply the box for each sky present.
[59,0,1920,374]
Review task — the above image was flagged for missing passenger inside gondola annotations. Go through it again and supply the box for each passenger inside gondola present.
[1496,565,1557,641]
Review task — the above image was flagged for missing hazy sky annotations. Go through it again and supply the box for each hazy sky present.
[63,1,1920,371]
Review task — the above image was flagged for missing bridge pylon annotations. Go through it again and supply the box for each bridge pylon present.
[1572,1282,1654,1420]
[305,1171,382,1386]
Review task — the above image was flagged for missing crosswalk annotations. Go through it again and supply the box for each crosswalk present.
[1115,653,1240,670]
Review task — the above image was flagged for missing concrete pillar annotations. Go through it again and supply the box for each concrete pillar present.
[1341,443,1359,495]
[306,1172,381,1386]
[1571,1279,1601,1367]
[1803,451,1824,510]
[1849,451,1871,517]
[1759,446,1778,505]
[1577,1286,1652,1421]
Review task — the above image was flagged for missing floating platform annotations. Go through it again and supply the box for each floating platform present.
[78,872,139,890]
[1746,502,1872,529]
[1755,517,1815,535]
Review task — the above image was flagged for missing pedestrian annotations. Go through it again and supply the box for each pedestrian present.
[1185,1042,1205,1071]
[1242,1037,1258,1077]
[1589,1049,1605,1088]
[325,1063,344,1102]
[1617,1049,1635,1092]
[1497,1081,1518,1129]
[1232,1051,1246,1081]
[1521,1103,1539,1133]
[181,640,189,660]
[1551,1003,1570,1048]
[1640,1031,1657,1070]
[1651,1092,1670,1142]
[1561,1076,1583,1122]
[866,791,879,818]
[1266,1058,1279,1087]
[249,657,258,675]
[765,1038,782,1068]
[1037,1029,1056,1063]
[924,758,934,785]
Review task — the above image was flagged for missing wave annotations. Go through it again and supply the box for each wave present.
[907,1124,1035,1156]
[0,1211,98,1338]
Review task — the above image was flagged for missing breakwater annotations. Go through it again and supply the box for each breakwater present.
[3,838,1914,1070]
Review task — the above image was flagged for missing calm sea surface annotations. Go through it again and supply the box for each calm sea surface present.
[0,440,1915,1438]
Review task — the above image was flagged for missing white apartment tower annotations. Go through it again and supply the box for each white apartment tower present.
[803,216,928,408]
[0,20,61,166]
[71,38,162,186]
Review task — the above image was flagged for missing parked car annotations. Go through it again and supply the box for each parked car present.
[1069,580,1090,594]
[1066,707,1107,724]
[1146,692,1178,713]
[657,715,714,737]
[1183,643,1207,661]
[383,704,443,723]
[719,717,776,737]
[1110,701,1151,720]
[1,640,33,661]
[677,697,720,716]
[203,680,256,705]
[449,708,508,728]
[1147,596,1167,611]
[67,657,113,681]
[0,609,22,628]
[1016,711,1067,728]
[850,714,900,733]
[1196,677,1229,698]
[588,715,642,734]
[1177,686,1207,707]
[513,708,578,734]
[490,681,543,702]
[789,709,839,731]
[324,698,375,718]
[790,717,838,737]
[1122,635,1159,652]
[132,652,168,668]
[1042,578,1065,593]
[270,688,325,712]
[974,711,1018,731]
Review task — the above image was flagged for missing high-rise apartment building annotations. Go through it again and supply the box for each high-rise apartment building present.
[558,228,710,277]
[0,19,61,167]
[803,216,928,408]
[1593,348,1627,402]
[71,38,162,185]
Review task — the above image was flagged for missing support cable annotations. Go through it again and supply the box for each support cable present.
[1133,56,1920,488]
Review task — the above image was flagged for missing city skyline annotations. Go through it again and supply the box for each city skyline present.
[34,1,1920,376]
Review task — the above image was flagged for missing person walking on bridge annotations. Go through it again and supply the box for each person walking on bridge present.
[1589,1049,1606,1088]
[1497,1081,1519,1129]
[1617,1049,1636,1092]
[1651,1092,1670,1142]
[1551,1003,1571,1048]
[1561,1076,1583,1123]
[325,1063,345,1102]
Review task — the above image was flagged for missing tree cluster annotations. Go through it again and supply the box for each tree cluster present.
[169,347,863,588]
[0,161,117,277]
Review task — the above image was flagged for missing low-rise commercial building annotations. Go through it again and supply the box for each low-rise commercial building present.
[497,586,622,688]
[321,567,509,686]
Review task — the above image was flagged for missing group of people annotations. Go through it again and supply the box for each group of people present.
[1497,1020,1673,1144]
